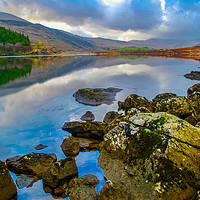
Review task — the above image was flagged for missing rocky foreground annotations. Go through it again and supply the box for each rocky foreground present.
[1,84,200,199]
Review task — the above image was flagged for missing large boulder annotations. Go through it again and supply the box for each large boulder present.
[73,87,122,106]
[118,94,153,113]
[42,157,78,188]
[0,160,17,200]
[6,153,57,177]
[62,121,107,140]
[154,96,191,119]
[98,112,200,200]
[61,136,80,157]
[68,174,99,200]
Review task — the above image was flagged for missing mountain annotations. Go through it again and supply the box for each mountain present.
[0,12,98,51]
[0,11,200,52]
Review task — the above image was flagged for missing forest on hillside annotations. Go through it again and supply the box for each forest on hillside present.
[0,27,32,55]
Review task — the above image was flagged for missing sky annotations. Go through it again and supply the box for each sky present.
[0,0,200,41]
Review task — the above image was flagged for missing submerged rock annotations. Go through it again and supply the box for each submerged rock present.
[0,160,17,200]
[16,174,35,189]
[68,174,99,200]
[184,71,200,81]
[81,111,95,121]
[35,144,48,150]
[73,87,122,106]
[187,83,200,96]
[6,153,57,177]
[61,136,80,157]
[62,121,106,140]
[42,157,78,188]
[98,112,200,200]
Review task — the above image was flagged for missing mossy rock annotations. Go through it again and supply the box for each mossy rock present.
[42,157,78,188]
[187,83,200,96]
[0,160,17,200]
[118,94,153,113]
[6,153,57,177]
[98,112,200,200]
[73,88,122,106]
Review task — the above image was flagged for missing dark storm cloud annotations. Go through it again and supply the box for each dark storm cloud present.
[1,0,200,39]
[0,0,163,31]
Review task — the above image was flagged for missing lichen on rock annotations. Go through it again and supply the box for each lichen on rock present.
[98,112,200,200]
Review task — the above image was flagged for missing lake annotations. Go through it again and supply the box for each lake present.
[0,55,199,199]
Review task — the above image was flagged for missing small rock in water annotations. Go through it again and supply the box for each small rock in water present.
[35,144,48,150]
[61,136,80,156]
[16,174,34,189]
[81,111,95,121]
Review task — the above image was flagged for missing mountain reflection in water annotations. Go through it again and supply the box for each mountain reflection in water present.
[0,55,199,199]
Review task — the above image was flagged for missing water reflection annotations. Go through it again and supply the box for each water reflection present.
[0,55,199,199]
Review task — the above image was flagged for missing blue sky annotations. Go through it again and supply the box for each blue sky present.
[0,0,200,41]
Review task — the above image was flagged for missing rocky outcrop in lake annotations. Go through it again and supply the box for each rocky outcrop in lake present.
[73,87,122,106]
[81,111,95,121]
[118,86,200,126]
[0,160,17,200]
[98,112,200,200]
[6,153,57,177]
[184,71,200,81]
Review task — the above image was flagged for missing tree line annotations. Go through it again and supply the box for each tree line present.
[0,27,30,46]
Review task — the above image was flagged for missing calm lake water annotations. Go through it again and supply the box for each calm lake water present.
[0,55,199,199]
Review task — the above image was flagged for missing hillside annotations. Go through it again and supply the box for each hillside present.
[0,26,32,55]
[1,12,200,52]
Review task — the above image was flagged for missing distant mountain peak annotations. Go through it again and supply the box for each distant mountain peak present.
[0,11,29,23]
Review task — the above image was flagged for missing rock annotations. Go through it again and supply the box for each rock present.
[62,121,107,140]
[76,138,101,151]
[61,136,80,157]
[6,153,57,177]
[103,111,119,124]
[184,71,200,81]
[0,160,17,200]
[73,87,122,106]
[185,93,200,125]
[154,96,191,119]
[98,112,200,200]
[35,144,48,150]
[42,157,78,188]
[187,83,200,96]
[97,180,133,200]
[152,93,177,102]
[16,174,34,189]
[196,122,200,129]
[68,174,99,200]
[81,111,95,121]
[118,94,153,113]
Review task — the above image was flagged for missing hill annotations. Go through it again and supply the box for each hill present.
[0,26,32,55]
[0,12,200,52]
